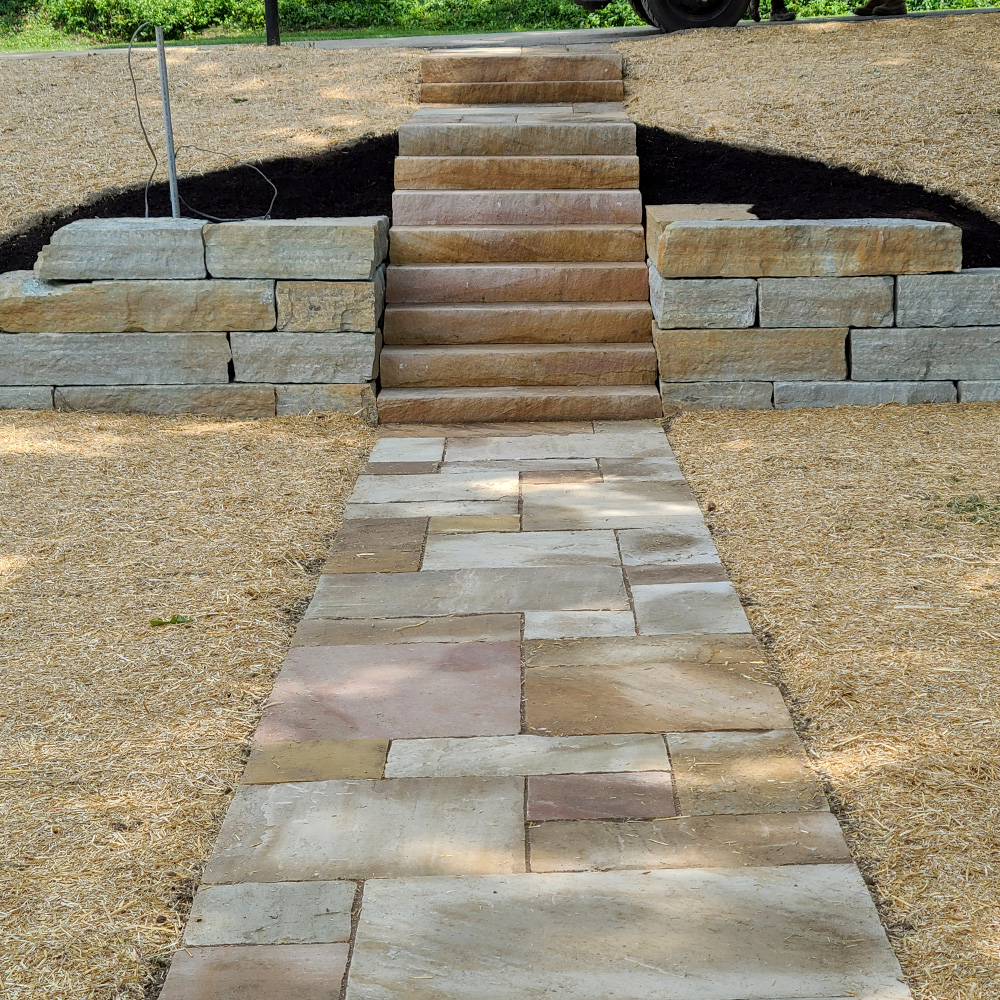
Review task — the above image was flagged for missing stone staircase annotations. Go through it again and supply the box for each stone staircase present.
[378,48,661,423]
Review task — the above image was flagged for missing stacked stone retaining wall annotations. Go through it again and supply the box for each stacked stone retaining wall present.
[0,217,388,423]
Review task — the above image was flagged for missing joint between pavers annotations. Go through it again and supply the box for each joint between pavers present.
[339,880,367,1000]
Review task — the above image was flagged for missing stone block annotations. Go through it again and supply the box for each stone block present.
[648,270,756,328]
[291,613,521,647]
[526,772,676,821]
[54,383,275,417]
[660,381,774,410]
[758,276,894,328]
[396,122,636,157]
[321,516,426,575]
[958,380,1000,402]
[655,219,962,278]
[645,203,756,260]
[427,514,521,532]
[351,471,516,504]
[654,327,847,381]
[774,380,956,408]
[851,327,1000,380]
[276,272,384,332]
[897,268,1000,326]
[0,386,52,409]
[392,190,642,226]
[275,383,376,422]
[232,331,378,383]
[419,81,624,103]
[0,333,230,385]
[242,739,389,783]
[632,581,752,635]
[420,51,622,83]
[35,217,206,281]
[421,528,619,570]
[523,609,636,638]
[0,271,275,333]
[393,155,640,192]
[204,217,389,280]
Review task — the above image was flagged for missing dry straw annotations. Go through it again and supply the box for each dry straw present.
[669,402,1000,1000]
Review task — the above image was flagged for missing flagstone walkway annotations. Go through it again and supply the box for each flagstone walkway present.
[158,419,910,1000]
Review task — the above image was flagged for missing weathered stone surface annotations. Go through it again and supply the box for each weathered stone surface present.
[393,155,640,191]
[445,429,667,462]
[958,380,1000,402]
[632,581,751,635]
[645,204,756,260]
[344,499,517,520]
[291,613,522,647]
[625,564,728,586]
[598,457,684,482]
[35,217,206,281]
[351,471,517,504]
[185,881,356,945]
[851,327,1000,380]
[529,812,850,871]
[427,513,521,532]
[397,121,636,156]
[392,190,642,226]
[897,268,1000,326]
[523,609,635,638]
[421,52,622,83]
[660,380,774,410]
[347,868,908,1000]
[275,383,377,422]
[160,943,350,1000]
[656,219,962,278]
[521,479,700,530]
[668,730,826,815]
[276,273,384,332]
[654,327,847,381]
[203,776,525,882]
[758,276,894,328]
[321,516,426,574]
[204,217,389,280]
[256,642,521,741]
[0,386,52,409]
[422,529,620,570]
[523,635,792,734]
[648,270,756,329]
[377,386,662,423]
[54,384,274,417]
[420,81,624,103]
[389,225,645,264]
[242,739,389,782]
[380,344,656,388]
[616,525,718,567]
[386,263,650,303]
[0,333,229,385]
[774,380,956,409]
[370,436,445,462]
[527,771,675,821]
[0,271,275,333]
[384,733,669,778]
[232,331,378,383]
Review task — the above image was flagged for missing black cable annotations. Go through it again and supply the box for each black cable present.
[127,21,158,218]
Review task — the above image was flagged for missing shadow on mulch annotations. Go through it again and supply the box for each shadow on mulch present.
[2,126,999,271]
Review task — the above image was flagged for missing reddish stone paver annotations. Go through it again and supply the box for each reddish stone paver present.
[526,771,676,821]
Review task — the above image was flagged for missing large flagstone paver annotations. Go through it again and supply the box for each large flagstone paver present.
[383,733,668,777]
[369,436,445,462]
[616,525,719,566]
[526,771,675,820]
[427,513,520,532]
[291,613,522,646]
[344,498,517,520]
[243,738,389,783]
[522,608,635,638]
[421,528,620,569]
[346,868,909,1000]
[442,430,669,462]
[350,471,518,503]
[203,777,526,883]
[256,642,521,741]
[632,580,753,634]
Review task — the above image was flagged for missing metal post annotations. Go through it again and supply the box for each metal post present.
[264,0,281,46]
[155,25,181,219]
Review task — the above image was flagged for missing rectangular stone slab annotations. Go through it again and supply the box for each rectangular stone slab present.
[654,327,847,381]
[54,383,275,417]
[276,274,384,332]
[529,811,851,871]
[645,203,756,259]
[0,333,230,385]
[231,331,378,383]
[392,190,642,226]
[421,529,620,570]
[420,52,622,82]
[896,268,1000,326]
[774,380,956,409]
[35,217,207,281]
[527,771,676,820]
[389,225,646,264]
[291,614,522,647]
[0,271,275,333]
[343,499,517,520]
[523,609,636,639]
[242,738,389,783]
[667,730,826,815]
[393,155,640,191]
[758,276,894,328]
[660,381,775,410]
[958,380,1000,402]
[655,218,962,277]
[427,513,521,532]
[521,480,701,531]
[202,776,525,882]
[255,642,521,741]
[275,383,376,422]
[419,81,625,104]
[384,733,669,778]
[632,581,752,634]
[320,516,427,575]
[350,472,518,504]
[0,386,52,409]
[185,881,356,945]
[852,327,1000,379]
[385,263,650,303]
[649,270,757,329]
[369,435,445,462]
[204,217,389,280]
[346,867,908,1000]
[396,122,636,156]
[445,430,669,462]
[523,634,792,734]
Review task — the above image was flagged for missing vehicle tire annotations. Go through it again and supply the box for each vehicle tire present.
[627,0,657,24]
[642,0,751,29]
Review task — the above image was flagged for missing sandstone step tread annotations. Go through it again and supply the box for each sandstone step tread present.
[420,82,625,105]
[391,190,643,226]
[393,156,640,191]
[398,122,636,157]
[420,52,622,83]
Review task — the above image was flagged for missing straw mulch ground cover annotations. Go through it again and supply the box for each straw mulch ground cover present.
[620,14,1000,220]
[0,411,375,999]
[669,403,1000,1000]
[0,45,420,239]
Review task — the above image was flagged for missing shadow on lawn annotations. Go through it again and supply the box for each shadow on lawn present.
[2,126,999,271]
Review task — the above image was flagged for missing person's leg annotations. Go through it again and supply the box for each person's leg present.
[769,0,796,20]
[871,0,907,13]
[748,0,761,19]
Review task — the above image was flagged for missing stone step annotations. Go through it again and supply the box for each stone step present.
[377,385,662,422]
[380,344,658,387]
[389,226,646,264]
[420,81,625,104]
[383,302,653,345]
[397,122,636,157]
[394,156,640,191]
[420,51,623,84]
[392,190,643,226]
[386,263,650,303]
